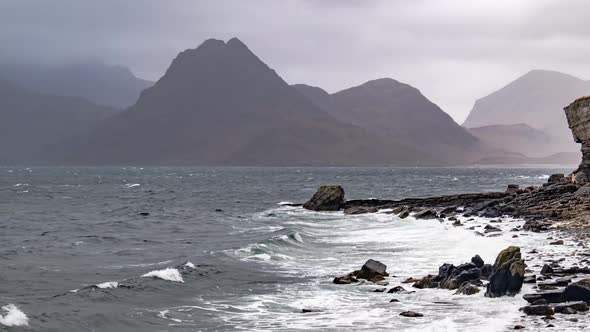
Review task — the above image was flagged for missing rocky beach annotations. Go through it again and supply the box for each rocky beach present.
[301,97,590,329]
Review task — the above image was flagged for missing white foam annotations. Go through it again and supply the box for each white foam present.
[125,183,140,188]
[538,174,550,179]
[141,268,184,282]
[184,262,195,269]
[157,310,182,323]
[293,232,304,243]
[95,281,118,289]
[0,304,29,327]
[278,201,294,205]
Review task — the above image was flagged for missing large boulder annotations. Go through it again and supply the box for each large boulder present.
[485,246,525,297]
[303,185,345,211]
[564,97,590,183]
[356,259,389,282]
[562,278,590,303]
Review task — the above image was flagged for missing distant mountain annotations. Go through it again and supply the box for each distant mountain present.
[468,123,567,157]
[462,70,588,153]
[295,80,487,164]
[0,63,153,108]
[475,151,580,166]
[0,79,117,164]
[66,38,433,166]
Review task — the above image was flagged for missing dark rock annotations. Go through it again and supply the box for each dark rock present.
[480,264,493,279]
[471,255,484,268]
[523,220,550,232]
[523,275,537,284]
[562,278,590,303]
[414,209,438,220]
[400,311,423,317]
[301,308,322,313]
[139,212,150,216]
[533,299,548,305]
[541,264,554,275]
[303,185,345,211]
[398,209,410,219]
[484,224,502,233]
[513,325,525,330]
[485,246,525,297]
[388,286,409,293]
[553,301,589,314]
[452,219,463,226]
[506,184,520,193]
[481,207,502,218]
[402,277,419,284]
[373,288,386,292]
[523,291,564,304]
[547,174,565,184]
[539,277,571,288]
[412,275,438,289]
[356,259,389,282]
[389,299,399,303]
[521,304,554,316]
[549,240,564,245]
[333,271,358,284]
[344,206,378,215]
[454,282,480,295]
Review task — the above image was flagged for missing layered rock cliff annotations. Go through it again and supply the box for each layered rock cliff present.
[564,96,590,182]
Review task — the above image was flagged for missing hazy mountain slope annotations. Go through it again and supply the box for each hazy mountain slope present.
[68,38,433,166]
[0,79,117,164]
[467,123,568,157]
[295,80,487,164]
[462,70,588,153]
[0,63,153,108]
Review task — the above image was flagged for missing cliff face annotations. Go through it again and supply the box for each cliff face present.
[564,96,590,182]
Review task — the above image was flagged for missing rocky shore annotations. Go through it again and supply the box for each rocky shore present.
[301,97,590,329]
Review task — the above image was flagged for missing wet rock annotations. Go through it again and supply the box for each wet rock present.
[344,206,378,215]
[454,282,480,295]
[303,185,345,211]
[373,288,386,292]
[333,271,358,284]
[523,220,550,232]
[356,259,389,282]
[547,174,565,184]
[541,264,554,275]
[398,209,410,219]
[513,325,525,330]
[539,277,571,288]
[388,286,413,294]
[549,240,564,245]
[471,255,484,268]
[414,209,438,220]
[485,246,525,297]
[562,278,590,303]
[506,184,519,193]
[139,212,150,216]
[400,311,423,317]
[521,304,554,316]
[484,225,501,233]
[533,299,549,305]
[402,277,419,284]
[523,291,564,304]
[412,275,438,289]
[452,220,463,226]
[524,275,537,284]
[389,299,399,303]
[553,301,589,314]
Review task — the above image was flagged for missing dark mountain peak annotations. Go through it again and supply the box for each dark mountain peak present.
[227,37,248,49]
[522,69,582,82]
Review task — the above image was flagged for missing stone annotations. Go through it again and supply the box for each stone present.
[301,309,321,313]
[471,255,484,268]
[454,282,480,295]
[562,278,590,303]
[521,304,554,316]
[564,97,590,183]
[412,275,438,289]
[547,174,565,184]
[506,184,520,193]
[549,240,564,245]
[523,291,565,304]
[398,209,410,219]
[523,275,537,284]
[414,209,438,220]
[484,225,501,233]
[485,246,525,297]
[333,271,358,284]
[400,311,423,317]
[389,298,400,303]
[541,264,554,275]
[139,212,150,216]
[553,301,589,314]
[344,206,378,215]
[303,185,345,211]
[513,325,525,330]
[523,220,550,232]
[356,259,389,282]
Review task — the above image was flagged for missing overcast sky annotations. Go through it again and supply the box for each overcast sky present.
[1,0,590,122]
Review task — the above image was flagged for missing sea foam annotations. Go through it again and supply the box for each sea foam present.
[141,268,184,282]
[95,281,119,289]
[0,304,29,327]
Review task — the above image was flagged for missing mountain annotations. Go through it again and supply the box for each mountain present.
[66,38,433,166]
[0,79,117,164]
[295,80,487,164]
[0,63,153,108]
[467,123,566,157]
[462,70,588,153]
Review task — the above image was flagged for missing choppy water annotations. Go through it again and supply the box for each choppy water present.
[0,166,582,331]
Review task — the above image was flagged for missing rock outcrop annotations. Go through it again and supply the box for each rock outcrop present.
[565,96,590,183]
[333,259,389,284]
[303,185,345,211]
[485,246,525,297]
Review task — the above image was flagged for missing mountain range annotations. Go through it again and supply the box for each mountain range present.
[0,38,584,166]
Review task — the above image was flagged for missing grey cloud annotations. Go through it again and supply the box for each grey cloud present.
[1,0,590,121]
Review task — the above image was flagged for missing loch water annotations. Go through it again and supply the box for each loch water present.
[1,166,581,331]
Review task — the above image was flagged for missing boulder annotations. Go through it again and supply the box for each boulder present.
[485,246,525,297]
[414,209,438,220]
[553,301,589,314]
[400,311,423,317]
[523,291,565,304]
[333,271,358,284]
[564,97,590,183]
[356,259,389,282]
[344,206,378,215]
[547,174,565,184]
[454,282,480,295]
[521,304,554,316]
[484,224,501,233]
[412,275,438,289]
[541,264,554,275]
[303,185,345,211]
[471,255,484,268]
[506,184,520,193]
[562,278,590,303]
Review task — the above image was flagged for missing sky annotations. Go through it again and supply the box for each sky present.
[1,0,590,123]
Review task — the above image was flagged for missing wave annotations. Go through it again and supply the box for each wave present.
[95,281,119,289]
[0,304,29,327]
[278,201,294,205]
[141,268,184,282]
[125,183,140,188]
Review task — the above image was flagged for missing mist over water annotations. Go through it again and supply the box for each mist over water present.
[0,166,575,331]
